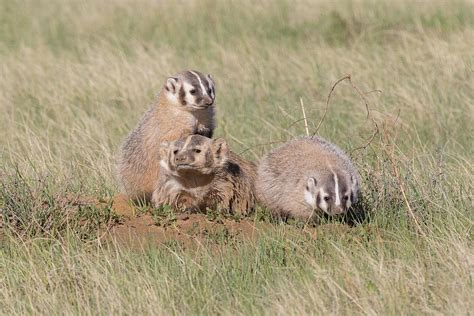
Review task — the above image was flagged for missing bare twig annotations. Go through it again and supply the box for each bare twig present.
[313,74,381,152]
[300,97,309,136]
[241,75,382,158]
[350,120,380,154]
[314,75,351,135]
[348,78,371,119]
[286,117,310,129]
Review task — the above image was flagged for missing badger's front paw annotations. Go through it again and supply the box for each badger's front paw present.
[151,189,164,208]
[196,126,213,138]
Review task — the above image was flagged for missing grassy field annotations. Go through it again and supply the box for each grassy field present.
[1,0,473,314]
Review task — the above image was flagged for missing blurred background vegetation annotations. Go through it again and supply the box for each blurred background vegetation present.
[0,0,472,314]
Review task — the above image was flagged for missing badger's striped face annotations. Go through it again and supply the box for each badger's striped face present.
[303,171,357,216]
[165,70,215,111]
[160,135,228,176]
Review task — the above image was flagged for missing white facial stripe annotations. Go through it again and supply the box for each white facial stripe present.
[190,71,208,97]
[319,187,328,211]
[333,171,341,206]
[182,136,193,151]
[207,76,214,99]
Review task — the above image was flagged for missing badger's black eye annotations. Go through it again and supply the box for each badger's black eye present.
[324,196,330,202]
[194,149,201,154]
[343,196,349,201]
[190,89,196,95]
[173,150,178,155]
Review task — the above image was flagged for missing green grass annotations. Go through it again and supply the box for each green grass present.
[1,0,473,314]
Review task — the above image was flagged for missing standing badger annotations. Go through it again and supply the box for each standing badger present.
[118,70,216,201]
[256,136,360,221]
[152,135,257,215]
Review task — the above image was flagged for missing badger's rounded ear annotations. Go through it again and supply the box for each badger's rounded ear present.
[212,138,229,165]
[304,177,318,208]
[207,74,214,85]
[165,77,179,94]
[306,177,317,193]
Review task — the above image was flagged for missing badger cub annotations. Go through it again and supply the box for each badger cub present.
[256,136,360,221]
[118,70,216,201]
[152,135,257,215]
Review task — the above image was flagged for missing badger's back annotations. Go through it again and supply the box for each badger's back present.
[256,136,359,218]
[212,151,257,215]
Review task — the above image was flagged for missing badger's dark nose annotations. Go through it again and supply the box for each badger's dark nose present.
[332,206,346,216]
[174,154,188,164]
[203,96,213,106]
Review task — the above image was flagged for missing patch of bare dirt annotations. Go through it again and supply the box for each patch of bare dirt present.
[104,194,372,249]
[0,194,358,248]
[105,194,269,248]
[0,194,371,247]
[110,213,266,249]
[110,193,135,217]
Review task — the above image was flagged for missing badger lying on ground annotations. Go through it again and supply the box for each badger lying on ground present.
[152,135,257,215]
[256,136,360,221]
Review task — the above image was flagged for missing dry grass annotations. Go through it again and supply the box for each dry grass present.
[1,0,473,314]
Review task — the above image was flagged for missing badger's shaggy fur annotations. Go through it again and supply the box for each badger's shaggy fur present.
[152,135,257,215]
[118,70,216,201]
[256,136,360,220]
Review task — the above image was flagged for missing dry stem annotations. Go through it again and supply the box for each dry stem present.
[313,74,380,154]
[313,75,351,135]
[300,97,310,136]
[382,125,426,237]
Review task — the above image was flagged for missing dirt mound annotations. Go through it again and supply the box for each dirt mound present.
[109,194,270,249]
[110,193,135,217]
[0,194,361,247]
[110,213,265,249]
[107,194,365,249]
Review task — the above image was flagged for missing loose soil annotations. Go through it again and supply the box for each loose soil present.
[107,194,358,249]
[0,194,365,248]
[109,194,273,249]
